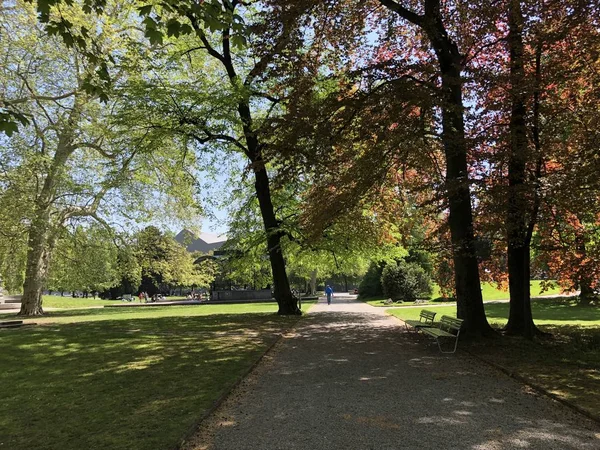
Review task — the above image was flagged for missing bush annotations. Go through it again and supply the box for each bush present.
[358,261,387,298]
[381,261,433,302]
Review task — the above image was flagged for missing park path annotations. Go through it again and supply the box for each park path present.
[185,297,600,450]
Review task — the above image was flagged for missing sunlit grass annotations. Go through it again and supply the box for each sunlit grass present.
[0,303,282,324]
[385,297,600,326]
[365,280,566,307]
[0,307,300,450]
[42,295,123,308]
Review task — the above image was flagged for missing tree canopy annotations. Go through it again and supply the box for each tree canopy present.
[2,0,600,336]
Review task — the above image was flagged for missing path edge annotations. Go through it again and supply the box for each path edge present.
[463,349,600,426]
[388,313,600,426]
[173,317,301,450]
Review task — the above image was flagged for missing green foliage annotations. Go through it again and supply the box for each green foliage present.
[381,261,433,302]
[135,226,214,294]
[358,261,387,298]
[405,249,433,275]
[48,226,120,294]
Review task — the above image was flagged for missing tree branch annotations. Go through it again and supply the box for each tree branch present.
[378,0,423,25]
[3,90,77,106]
[71,141,117,159]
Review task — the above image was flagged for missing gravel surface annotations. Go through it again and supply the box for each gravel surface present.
[183,298,600,450]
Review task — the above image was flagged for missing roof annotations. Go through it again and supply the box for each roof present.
[175,229,227,254]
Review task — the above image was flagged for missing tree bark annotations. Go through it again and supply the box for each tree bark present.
[199,9,298,315]
[252,158,299,314]
[237,101,299,315]
[310,269,317,295]
[576,237,594,306]
[379,0,492,336]
[425,15,492,336]
[19,217,49,316]
[18,94,82,316]
[504,0,539,337]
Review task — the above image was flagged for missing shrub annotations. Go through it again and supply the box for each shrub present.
[381,261,433,302]
[358,261,387,298]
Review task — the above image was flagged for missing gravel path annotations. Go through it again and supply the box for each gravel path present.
[184,298,600,450]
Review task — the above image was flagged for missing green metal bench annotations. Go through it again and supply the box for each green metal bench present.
[420,315,463,354]
[403,310,437,331]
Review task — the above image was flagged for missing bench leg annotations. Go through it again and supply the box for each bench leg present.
[436,337,459,354]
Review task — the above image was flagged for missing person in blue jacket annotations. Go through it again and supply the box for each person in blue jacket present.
[325,285,334,305]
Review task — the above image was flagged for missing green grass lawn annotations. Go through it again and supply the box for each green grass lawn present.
[40,295,191,309]
[0,302,282,324]
[386,296,600,326]
[41,295,123,308]
[365,280,565,307]
[388,297,600,419]
[0,305,300,450]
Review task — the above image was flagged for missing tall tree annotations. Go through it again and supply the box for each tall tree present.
[0,1,199,315]
[361,0,494,334]
[118,1,307,314]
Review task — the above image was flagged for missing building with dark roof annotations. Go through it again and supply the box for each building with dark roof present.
[175,229,227,254]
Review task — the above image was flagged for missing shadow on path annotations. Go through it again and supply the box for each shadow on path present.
[186,301,600,450]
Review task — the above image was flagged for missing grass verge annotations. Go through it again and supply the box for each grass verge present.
[0,306,299,450]
[387,297,600,420]
[42,295,123,308]
[465,325,600,421]
[0,303,281,324]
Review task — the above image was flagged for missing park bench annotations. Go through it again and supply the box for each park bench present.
[420,315,464,354]
[0,320,23,328]
[403,309,437,331]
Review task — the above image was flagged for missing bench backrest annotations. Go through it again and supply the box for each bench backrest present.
[419,310,437,324]
[439,315,463,335]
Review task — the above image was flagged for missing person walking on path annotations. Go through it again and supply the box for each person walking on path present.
[325,285,333,305]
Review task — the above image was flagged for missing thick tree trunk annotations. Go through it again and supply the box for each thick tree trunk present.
[577,238,594,306]
[579,281,594,306]
[253,165,299,314]
[377,0,492,336]
[19,227,47,316]
[18,97,81,316]
[504,0,539,338]
[428,32,493,336]
[237,101,299,315]
[19,209,55,316]
[310,270,317,295]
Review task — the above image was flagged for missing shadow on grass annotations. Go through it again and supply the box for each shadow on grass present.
[466,323,600,422]
[0,313,297,450]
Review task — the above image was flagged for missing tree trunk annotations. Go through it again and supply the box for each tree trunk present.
[310,270,317,295]
[19,221,48,316]
[576,237,594,306]
[238,101,299,315]
[18,98,80,316]
[579,281,594,306]
[379,1,492,336]
[427,31,493,337]
[252,159,299,314]
[504,0,539,338]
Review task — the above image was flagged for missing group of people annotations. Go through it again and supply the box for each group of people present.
[186,292,205,301]
[137,292,165,303]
